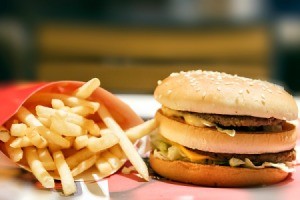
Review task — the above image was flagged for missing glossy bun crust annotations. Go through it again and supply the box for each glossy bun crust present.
[154,70,298,120]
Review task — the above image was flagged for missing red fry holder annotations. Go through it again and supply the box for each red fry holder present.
[0,81,143,128]
[0,81,143,180]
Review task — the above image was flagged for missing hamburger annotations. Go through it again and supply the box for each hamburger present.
[149,70,298,187]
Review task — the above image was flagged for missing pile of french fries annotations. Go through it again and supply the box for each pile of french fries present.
[0,78,157,196]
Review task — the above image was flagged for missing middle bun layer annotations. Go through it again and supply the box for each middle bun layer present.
[156,111,297,154]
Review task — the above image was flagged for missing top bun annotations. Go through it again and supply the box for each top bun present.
[154,70,298,120]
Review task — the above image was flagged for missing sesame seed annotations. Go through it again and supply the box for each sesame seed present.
[167,90,172,95]
[261,94,265,99]
[239,89,243,94]
[217,87,221,91]
[170,73,179,77]
[157,80,162,85]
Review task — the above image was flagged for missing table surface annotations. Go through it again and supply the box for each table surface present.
[0,94,299,200]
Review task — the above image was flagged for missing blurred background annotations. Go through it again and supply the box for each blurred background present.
[0,0,300,94]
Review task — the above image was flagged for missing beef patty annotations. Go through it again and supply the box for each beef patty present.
[189,148,295,164]
[162,107,284,128]
[192,112,284,127]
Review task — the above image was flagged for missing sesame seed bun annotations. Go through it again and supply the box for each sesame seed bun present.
[154,70,298,120]
[149,153,289,187]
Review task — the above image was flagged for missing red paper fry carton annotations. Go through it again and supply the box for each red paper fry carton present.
[0,80,143,182]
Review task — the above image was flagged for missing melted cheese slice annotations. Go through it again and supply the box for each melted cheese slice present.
[168,140,215,162]
[162,106,214,127]
[177,145,215,162]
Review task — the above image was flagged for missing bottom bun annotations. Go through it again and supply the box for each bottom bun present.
[149,153,289,187]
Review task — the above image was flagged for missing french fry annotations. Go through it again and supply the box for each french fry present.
[48,143,61,153]
[17,106,44,127]
[10,123,27,137]
[125,119,157,142]
[16,107,69,147]
[35,126,70,148]
[101,150,121,169]
[74,135,89,150]
[37,148,56,170]
[26,127,48,148]
[5,138,23,162]
[109,145,124,159]
[56,109,99,136]
[65,148,94,169]
[99,128,111,135]
[36,106,96,134]
[87,134,119,153]
[35,106,57,118]
[10,136,32,148]
[50,116,85,136]
[71,155,97,177]
[37,117,51,127]
[4,118,19,130]
[0,126,11,142]
[51,99,65,109]
[73,78,100,99]
[87,123,101,136]
[55,109,68,118]
[24,147,54,188]
[30,93,100,112]
[70,106,95,117]
[95,157,113,176]
[97,105,149,181]
[99,120,157,142]
[60,106,72,112]
[53,151,76,196]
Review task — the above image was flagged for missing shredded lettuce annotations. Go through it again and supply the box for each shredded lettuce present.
[167,146,183,160]
[151,133,184,161]
[229,158,294,173]
[153,146,184,161]
[229,157,246,167]
[153,149,168,160]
